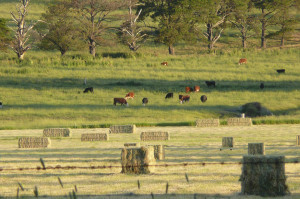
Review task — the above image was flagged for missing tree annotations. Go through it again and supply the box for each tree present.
[118,0,148,51]
[138,0,195,55]
[38,0,79,56]
[10,0,38,60]
[229,0,258,49]
[0,18,11,51]
[71,0,123,57]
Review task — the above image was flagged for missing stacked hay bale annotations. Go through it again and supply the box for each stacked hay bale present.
[140,132,170,141]
[18,137,51,148]
[196,119,219,127]
[121,146,156,174]
[43,128,71,137]
[222,137,234,148]
[147,145,165,160]
[297,135,300,146]
[248,143,265,155]
[109,125,136,133]
[124,143,140,147]
[81,133,108,141]
[227,118,252,126]
[240,155,289,196]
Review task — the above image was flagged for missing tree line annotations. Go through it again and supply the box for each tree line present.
[0,0,299,60]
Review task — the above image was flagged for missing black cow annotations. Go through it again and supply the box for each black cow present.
[142,98,148,106]
[179,95,183,100]
[277,69,285,74]
[165,93,173,99]
[260,83,264,89]
[201,95,207,103]
[0,102,2,109]
[205,81,216,87]
[83,87,94,93]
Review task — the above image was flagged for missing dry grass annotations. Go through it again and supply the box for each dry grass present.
[0,125,300,198]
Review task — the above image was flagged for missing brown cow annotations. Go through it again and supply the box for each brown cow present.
[239,58,247,65]
[125,92,134,99]
[180,95,190,104]
[194,85,200,92]
[185,87,194,93]
[113,98,128,106]
[161,62,168,66]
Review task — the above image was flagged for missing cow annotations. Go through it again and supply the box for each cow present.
[194,85,200,92]
[205,81,216,87]
[277,69,285,74]
[142,98,148,106]
[260,83,264,89]
[179,95,183,100]
[83,87,94,93]
[185,87,193,93]
[161,62,168,66]
[180,95,190,104]
[113,98,128,106]
[125,92,134,99]
[0,102,2,109]
[238,58,247,65]
[165,93,173,99]
[201,95,207,103]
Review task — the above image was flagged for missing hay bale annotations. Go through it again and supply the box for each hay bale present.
[222,137,234,148]
[81,133,108,141]
[147,145,165,160]
[297,135,300,146]
[240,155,289,196]
[43,128,71,137]
[140,132,170,141]
[109,125,136,133]
[18,137,51,148]
[124,143,140,147]
[121,146,156,174]
[195,119,219,127]
[248,143,265,155]
[227,118,252,126]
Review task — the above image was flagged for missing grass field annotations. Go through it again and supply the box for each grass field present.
[0,125,300,198]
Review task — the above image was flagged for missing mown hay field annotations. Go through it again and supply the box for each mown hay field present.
[0,125,300,198]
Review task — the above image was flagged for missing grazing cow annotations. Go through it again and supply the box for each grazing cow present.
[0,102,2,109]
[165,93,173,99]
[277,69,285,74]
[260,83,264,89]
[83,87,94,93]
[185,87,193,93]
[142,98,148,106]
[113,98,128,106]
[180,95,190,104]
[125,92,134,99]
[161,62,168,66]
[179,95,183,100]
[205,81,216,87]
[200,95,207,103]
[238,58,247,65]
[194,85,200,92]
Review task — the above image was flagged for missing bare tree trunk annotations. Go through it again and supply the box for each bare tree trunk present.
[261,8,266,49]
[207,23,213,51]
[17,52,25,60]
[89,38,96,57]
[242,27,247,49]
[280,36,284,47]
[168,44,175,55]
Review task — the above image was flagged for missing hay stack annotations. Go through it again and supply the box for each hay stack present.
[227,118,252,126]
[222,137,234,148]
[43,128,71,137]
[109,125,136,133]
[140,132,170,141]
[147,145,165,160]
[124,143,140,147]
[18,137,51,148]
[81,133,108,141]
[195,119,219,127]
[248,143,265,155]
[121,146,156,174]
[240,155,289,196]
[297,135,300,146]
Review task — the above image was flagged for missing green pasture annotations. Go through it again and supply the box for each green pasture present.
[0,125,299,198]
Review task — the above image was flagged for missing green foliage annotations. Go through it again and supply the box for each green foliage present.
[0,18,11,50]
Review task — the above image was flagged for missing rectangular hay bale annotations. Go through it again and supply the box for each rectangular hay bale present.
[240,155,289,197]
[140,132,170,141]
[196,119,219,127]
[124,143,140,147]
[43,128,71,137]
[227,118,252,126]
[222,137,234,148]
[109,125,136,133]
[18,137,51,148]
[248,143,265,155]
[121,146,156,174]
[81,133,108,141]
[147,145,165,160]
